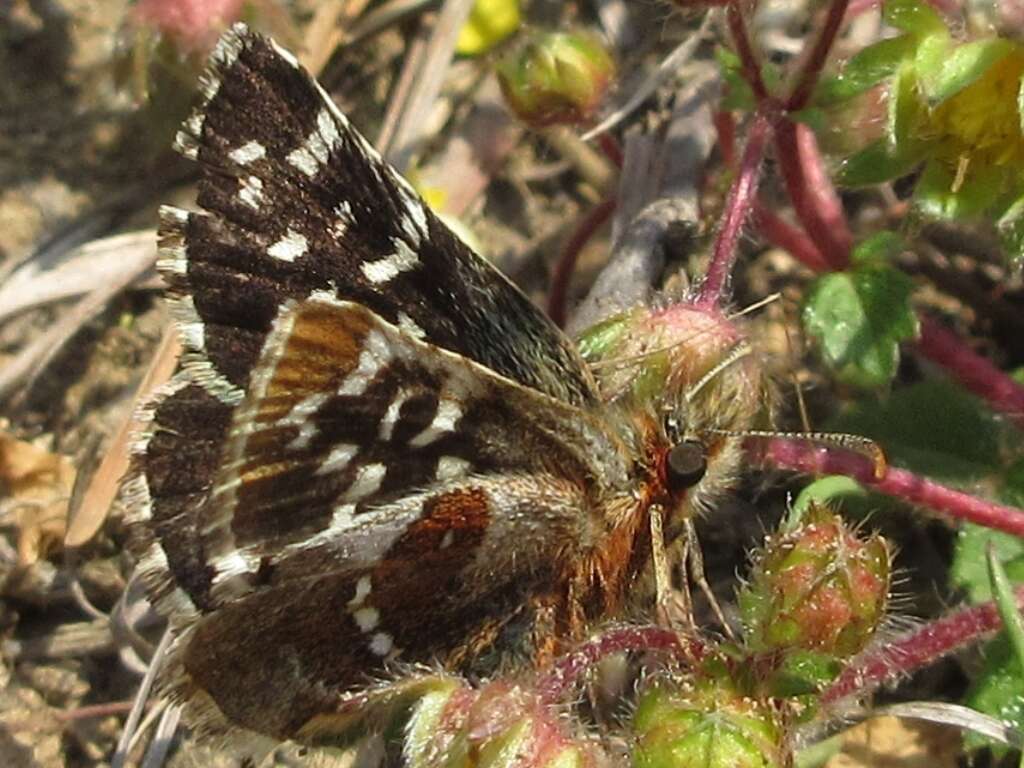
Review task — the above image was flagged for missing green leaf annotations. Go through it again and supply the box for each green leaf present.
[925,38,1015,105]
[964,634,1024,754]
[997,194,1024,268]
[913,33,953,90]
[835,138,925,186]
[826,380,1005,485]
[814,35,917,106]
[915,160,1007,220]
[883,0,947,36]
[792,476,870,521]
[889,63,923,153]
[988,546,1024,670]
[717,47,757,112]
[951,523,1024,603]
[851,231,906,265]
[802,262,918,388]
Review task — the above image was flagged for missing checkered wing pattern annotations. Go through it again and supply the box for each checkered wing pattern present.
[122,24,633,744]
[161,24,598,409]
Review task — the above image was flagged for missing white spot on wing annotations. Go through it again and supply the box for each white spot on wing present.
[439,530,455,550]
[346,462,386,500]
[369,632,393,656]
[410,399,462,447]
[379,389,411,441]
[397,312,426,340]
[337,330,389,396]
[333,201,354,240]
[287,146,319,176]
[238,175,263,209]
[229,141,266,165]
[361,240,419,284]
[436,455,471,481]
[348,575,372,607]
[268,229,308,262]
[353,606,379,632]
[316,443,358,476]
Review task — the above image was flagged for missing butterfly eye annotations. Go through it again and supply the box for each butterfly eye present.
[666,440,707,492]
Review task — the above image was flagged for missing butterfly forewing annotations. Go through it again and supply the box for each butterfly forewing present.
[164,25,598,408]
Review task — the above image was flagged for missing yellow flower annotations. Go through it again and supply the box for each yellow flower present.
[929,48,1024,182]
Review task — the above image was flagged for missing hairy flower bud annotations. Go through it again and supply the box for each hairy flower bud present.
[739,503,891,658]
[633,670,791,768]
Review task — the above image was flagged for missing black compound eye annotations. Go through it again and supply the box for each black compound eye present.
[666,440,707,492]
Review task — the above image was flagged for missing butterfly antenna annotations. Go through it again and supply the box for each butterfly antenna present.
[684,341,753,403]
[712,428,889,480]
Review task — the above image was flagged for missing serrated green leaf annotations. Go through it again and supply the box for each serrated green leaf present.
[884,0,947,36]
[826,380,1005,485]
[964,634,1024,754]
[814,35,917,106]
[951,523,1024,603]
[926,38,1015,105]
[802,263,918,388]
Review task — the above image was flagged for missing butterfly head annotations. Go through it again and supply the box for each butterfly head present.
[578,300,772,517]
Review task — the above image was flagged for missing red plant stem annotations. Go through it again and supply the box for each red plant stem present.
[596,133,624,168]
[774,120,853,268]
[823,585,1024,704]
[714,110,738,166]
[916,317,1024,426]
[695,112,773,309]
[537,626,704,704]
[547,198,617,327]
[787,0,850,111]
[726,2,770,102]
[754,437,1024,537]
[753,201,831,272]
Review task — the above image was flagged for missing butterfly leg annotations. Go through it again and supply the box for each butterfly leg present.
[683,518,735,640]
[648,505,677,628]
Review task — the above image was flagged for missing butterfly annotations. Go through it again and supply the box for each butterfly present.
[123,23,767,748]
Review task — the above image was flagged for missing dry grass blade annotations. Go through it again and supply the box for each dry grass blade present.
[384,0,478,172]
[0,230,158,326]
[64,326,181,549]
[581,14,715,142]
[0,231,158,403]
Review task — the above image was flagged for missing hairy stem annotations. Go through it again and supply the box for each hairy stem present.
[754,437,1024,537]
[537,626,705,704]
[915,317,1024,427]
[823,585,1024,704]
[774,120,853,267]
[696,112,772,308]
[787,0,850,111]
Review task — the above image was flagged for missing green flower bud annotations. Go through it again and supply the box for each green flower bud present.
[497,30,615,127]
[633,673,790,768]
